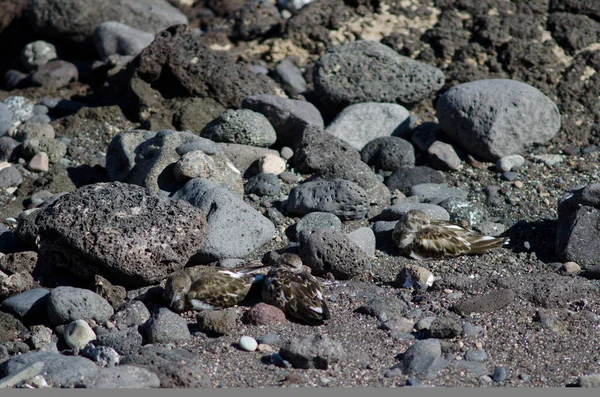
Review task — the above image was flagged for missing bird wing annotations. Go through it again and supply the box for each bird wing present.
[415,224,473,257]
[187,271,253,308]
[263,270,330,325]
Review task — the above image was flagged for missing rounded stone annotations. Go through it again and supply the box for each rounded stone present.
[239,336,258,352]
[258,154,286,175]
[243,303,286,325]
[437,79,561,161]
[361,136,415,172]
[201,109,277,147]
[244,173,281,196]
[496,154,525,172]
[21,40,57,71]
[64,320,96,352]
[295,212,342,239]
[173,150,215,181]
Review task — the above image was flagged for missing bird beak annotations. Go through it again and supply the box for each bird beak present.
[170,294,181,308]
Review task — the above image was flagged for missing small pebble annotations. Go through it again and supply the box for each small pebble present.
[492,366,507,382]
[28,152,49,172]
[502,171,518,181]
[257,344,273,353]
[513,181,523,189]
[560,261,581,275]
[239,336,258,352]
[280,147,294,160]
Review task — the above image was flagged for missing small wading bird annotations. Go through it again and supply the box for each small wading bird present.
[392,210,509,260]
[163,262,269,312]
[262,253,330,326]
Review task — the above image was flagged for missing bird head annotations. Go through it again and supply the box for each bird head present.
[163,271,192,312]
[275,253,308,273]
[400,210,431,230]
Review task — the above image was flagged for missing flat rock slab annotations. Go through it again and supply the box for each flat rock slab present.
[16,182,207,288]
[279,334,345,369]
[0,352,98,387]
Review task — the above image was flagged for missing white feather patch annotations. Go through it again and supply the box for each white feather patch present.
[189,300,215,310]
[309,306,323,314]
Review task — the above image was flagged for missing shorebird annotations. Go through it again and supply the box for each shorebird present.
[262,253,330,325]
[392,210,509,260]
[163,262,269,312]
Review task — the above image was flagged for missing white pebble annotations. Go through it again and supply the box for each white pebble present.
[258,154,286,175]
[239,336,258,352]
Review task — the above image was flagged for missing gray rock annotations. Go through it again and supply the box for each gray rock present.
[63,320,96,352]
[28,0,187,43]
[496,154,525,172]
[219,143,279,177]
[557,184,600,268]
[299,229,371,279]
[0,352,98,387]
[492,366,507,382]
[95,326,143,355]
[16,182,207,287]
[2,70,29,91]
[173,149,216,182]
[399,339,448,379]
[429,315,462,339]
[452,289,515,315]
[273,58,307,96]
[577,374,600,387]
[0,166,22,188]
[287,179,369,220]
[427,141,461,171]
[196,309,239,335]
[0,104,13,136]
[241,95,324,148]
[313,40,445,112]
[346,227,376,257]
[201,109,277,148]
[385,166,446,194]
[47,286,114,326]
[374,203,450,221]
[0,136,19,161]
[29,325,55,349]
[21,138,68,163]
[3,96,34,124]
[81,344,120,367]
[355,296,408,322]
[325,102,410,150]
[494,273,597,309]
[311,156,391,216]
[415,317,436,331]
[437,79,561,161]
[21,40,57,71]
[14,122,55,141]
[279,334,345,369]
[231,0,283,41]
[360,136,415,172]
[0,361,44,388]
[107,129,243,196]
[371,220,398,249]
[141,308,191,343]
[452,360,488,376]
[465,349,488,363]
[81,365,160,388]
[245,173,281,196]
[31,60,79,88]
[0,288,50,325]
[0,312,30,342]
[462,322,484,336]
[93,21,155,60]
[438,197,489,228]
[477,221,507,237]
[172,178,275,262]
[290,126,361,174]
[110,301,151,330]
[120,345,200,367]
[408,183,468,205]
[295,212,342,240]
